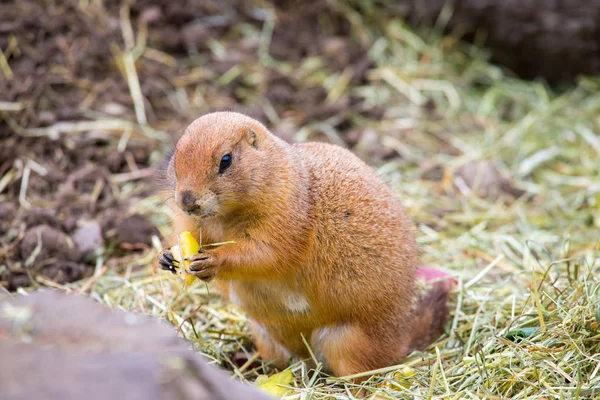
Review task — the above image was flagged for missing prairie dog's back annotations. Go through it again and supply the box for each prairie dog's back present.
[292,141,417,258]
[291,142,418,321]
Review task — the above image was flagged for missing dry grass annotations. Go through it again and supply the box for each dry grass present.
[6,0,600,398]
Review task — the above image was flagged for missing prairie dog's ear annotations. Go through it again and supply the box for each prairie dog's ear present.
[246,127,258,148]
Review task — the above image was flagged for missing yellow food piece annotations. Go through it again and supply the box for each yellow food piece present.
[255,369,294,398]
[169,231,200,286]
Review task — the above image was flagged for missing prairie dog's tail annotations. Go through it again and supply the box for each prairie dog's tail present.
[408,268,455,351]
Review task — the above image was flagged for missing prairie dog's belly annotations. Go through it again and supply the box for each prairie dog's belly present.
[229,281,311,316]
[228,280,321,355]
[227,280,321,335]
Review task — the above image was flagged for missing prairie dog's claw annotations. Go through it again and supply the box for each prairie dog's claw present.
[159,249,179,274]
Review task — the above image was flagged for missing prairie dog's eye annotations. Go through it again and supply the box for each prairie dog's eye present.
[219,153,232,174]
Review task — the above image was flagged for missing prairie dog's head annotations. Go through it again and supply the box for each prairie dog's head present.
[168,112,284,219]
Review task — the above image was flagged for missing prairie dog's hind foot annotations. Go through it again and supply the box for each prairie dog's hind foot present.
[310,323,409,378]
[250,322,292,369]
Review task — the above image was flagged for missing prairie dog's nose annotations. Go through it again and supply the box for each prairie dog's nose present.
[178,190,200,214]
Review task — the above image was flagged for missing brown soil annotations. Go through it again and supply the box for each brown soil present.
[0,0,377,291]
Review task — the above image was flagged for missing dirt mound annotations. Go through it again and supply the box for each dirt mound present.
[393,0,600,82]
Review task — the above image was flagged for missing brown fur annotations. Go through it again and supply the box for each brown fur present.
[161,112,448,376]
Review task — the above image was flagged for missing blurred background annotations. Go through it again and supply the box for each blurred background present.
[1,0,600,398]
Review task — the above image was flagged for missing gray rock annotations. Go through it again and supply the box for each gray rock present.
[0,291,273,400]
[72,220,104,254]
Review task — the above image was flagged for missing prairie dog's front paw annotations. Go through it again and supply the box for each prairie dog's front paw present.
[158,249,179,274]
[186,251,217,282]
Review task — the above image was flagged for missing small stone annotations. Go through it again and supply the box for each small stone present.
[100,102,129,117]
[72,221,104,254]
[455,160,525,199]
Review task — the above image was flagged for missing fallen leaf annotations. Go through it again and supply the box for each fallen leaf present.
[255,369,294,398]
[506,327,538,342]
[378,366,416,390]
